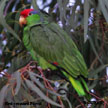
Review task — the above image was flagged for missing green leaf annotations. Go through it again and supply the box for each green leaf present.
[89,64,108,77]
[88,74,98,90]
[28,71,61,96]
[29,71,45,89]
[99,0,108,22]
[0,0,21,42]
[104,0,108,8]
[57,0,68,23]
[0,84,9,108]
[20,87,35,101]
[14,71,21,95]
[89,37,103,65]
[32,0,38,10]
[84,0,90,42]
[25,79,62,107]
[69,0,81,29]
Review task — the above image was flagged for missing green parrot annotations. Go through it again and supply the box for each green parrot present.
[19,9,89,96]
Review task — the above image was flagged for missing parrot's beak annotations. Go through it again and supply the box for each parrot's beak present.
[19,16,27,27]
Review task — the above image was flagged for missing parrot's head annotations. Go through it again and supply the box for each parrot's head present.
[19,9,40,27]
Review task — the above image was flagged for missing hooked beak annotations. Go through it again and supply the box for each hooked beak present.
[19,16,27,27]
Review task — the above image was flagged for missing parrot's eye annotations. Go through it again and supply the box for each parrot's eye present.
[28,12,33,16]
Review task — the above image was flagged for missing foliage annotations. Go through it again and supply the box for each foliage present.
[0,0,108,108]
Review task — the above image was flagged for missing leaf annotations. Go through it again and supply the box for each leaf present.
[14,71,21,95]
[84,0,90,42]
[62,0,69,21]
[28,71,61,96]
[20,87,35,101]
[88,74,98,90]
[14,8,21,33]
[89,36,103,65]
[4,87,14,106]
[99,0,108,22]
[29,71,45,89]
[69,0,81,29]
[0,84,9,108]
[89,64,108,77]
[104,0,108,8]
[32,0,38,10]
[57,0,63,22]
[0,0,21,42]
[25,79,62,107]
[64,97,72,108]
[57,0,68,23]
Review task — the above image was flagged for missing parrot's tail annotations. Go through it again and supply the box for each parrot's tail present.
[68,75,91,100]
[68,76,88,96]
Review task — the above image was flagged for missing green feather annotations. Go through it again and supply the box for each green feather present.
[22,11,89,96]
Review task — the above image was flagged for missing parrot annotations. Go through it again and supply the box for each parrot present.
[19,9,89,96]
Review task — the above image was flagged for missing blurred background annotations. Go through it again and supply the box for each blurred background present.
[0,0,108,108]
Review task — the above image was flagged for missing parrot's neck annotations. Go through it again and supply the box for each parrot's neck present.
[26,14,41,26]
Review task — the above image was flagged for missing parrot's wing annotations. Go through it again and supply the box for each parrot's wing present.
[29,22,88,78]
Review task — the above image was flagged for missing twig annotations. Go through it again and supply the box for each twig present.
[37,67,64,108]
[88,92,108,108]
